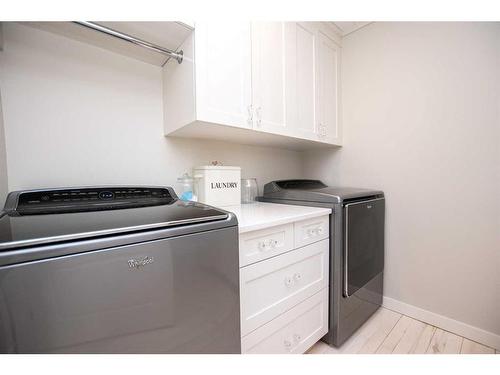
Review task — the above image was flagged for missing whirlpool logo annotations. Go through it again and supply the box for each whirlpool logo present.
[128,256,154,269]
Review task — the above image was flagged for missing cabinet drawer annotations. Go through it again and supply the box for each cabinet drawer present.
[240,239,329,336]
[294,215,329,248]
[239,223,294,267]
[242,288,328,354]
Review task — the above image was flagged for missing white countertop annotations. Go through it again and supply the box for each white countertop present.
[224,202,332,233]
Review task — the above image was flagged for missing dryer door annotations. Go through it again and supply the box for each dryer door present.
[343,198,385,297]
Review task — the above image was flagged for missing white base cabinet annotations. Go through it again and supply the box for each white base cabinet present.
[163,22,342,151]
[242,288,328,354]
[239,214,330,354]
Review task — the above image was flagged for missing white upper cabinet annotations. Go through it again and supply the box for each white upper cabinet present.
[317,27,341,144]
[251,22,288,135]
[163,22,342,150]
[285,22,318,141]
[195,22,252,129]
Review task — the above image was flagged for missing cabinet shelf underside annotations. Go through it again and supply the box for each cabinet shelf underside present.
[165,121,341,151]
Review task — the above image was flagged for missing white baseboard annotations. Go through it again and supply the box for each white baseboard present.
[383,296,500,351]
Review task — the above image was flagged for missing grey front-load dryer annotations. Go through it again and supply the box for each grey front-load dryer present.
[260,180,385,347]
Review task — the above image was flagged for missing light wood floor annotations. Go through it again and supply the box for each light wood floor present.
[307,307,498,354]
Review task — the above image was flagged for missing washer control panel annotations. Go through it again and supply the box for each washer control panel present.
[12,187,174,215]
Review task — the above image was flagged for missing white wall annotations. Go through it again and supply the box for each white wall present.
[0,23,303,196]
[305,22,500,337]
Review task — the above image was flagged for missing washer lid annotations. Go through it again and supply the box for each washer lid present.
[262,180,384,204]
[0,188,231,251]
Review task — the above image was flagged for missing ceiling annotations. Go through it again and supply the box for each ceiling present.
[332,22,371,36]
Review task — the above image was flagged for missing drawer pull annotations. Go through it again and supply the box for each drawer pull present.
[307,228,323,237]
[258,239,279,252]
[294,215,329,249]
[293,333,302,342]
[284,273,302,287]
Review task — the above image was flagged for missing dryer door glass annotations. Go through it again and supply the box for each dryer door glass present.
[344,198,385,297]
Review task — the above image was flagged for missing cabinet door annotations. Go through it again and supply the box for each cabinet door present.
[251,22,288,135]
[285,22,318,140]
[195,22,253,129]
[316,29,341,144]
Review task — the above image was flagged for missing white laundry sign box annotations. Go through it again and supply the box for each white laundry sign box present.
[194,166,241,207]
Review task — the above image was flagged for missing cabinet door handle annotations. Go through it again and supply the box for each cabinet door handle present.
[318,123,327,138]
[293,334,302,342]
[247,105,253,126]
[284,276,293,287]
[294,272,302,281]
[256,106,262,127]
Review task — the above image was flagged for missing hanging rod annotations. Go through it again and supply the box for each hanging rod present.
[73,21,184,64]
